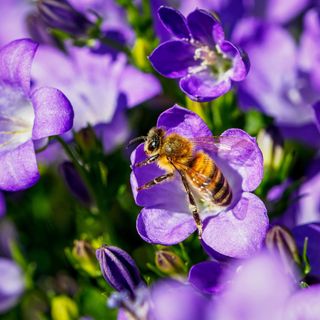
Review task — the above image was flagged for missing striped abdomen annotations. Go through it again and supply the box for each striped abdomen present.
[186,151,232,206]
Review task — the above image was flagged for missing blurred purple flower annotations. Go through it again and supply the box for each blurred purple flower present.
[292,223,320,280]
[0,39,73,191]
[208,252,320,320]
[0,258,25,314]
[152,0,310,42]
[68,0,135,44]
[188,260,225,294]
[0,193,5,218]
[0,0,31,46]
[281,159,320,227]
[32,45,161,151]
[130,105,268,259]
[234,16,320,145]
[36,0,92,36]
[149,279,209,320]
[149,6,249,102]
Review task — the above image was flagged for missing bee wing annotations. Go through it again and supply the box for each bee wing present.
[190,135,258,167]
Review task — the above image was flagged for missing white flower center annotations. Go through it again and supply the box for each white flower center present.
[0,85,35,154]
[190,45,233,76]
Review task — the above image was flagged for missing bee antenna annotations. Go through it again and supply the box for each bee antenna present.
[126,136,147,149]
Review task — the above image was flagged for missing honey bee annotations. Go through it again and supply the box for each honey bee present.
[129,127,234,239]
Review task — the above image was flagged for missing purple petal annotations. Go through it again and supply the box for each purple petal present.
[202,192,268,259]
[266,0,311,24]
[313,101,320,132]
[212,253,294,320]
[0,140,39,191]
[188,261,225,294]
[150,280,208,320]
[119,65,161,108]
[219,41,249,81]
[292,223,320,279]
[158,6,190,40]
[31,87,74,139]
[157,104,212,138]
[180,71,231,102]
[284,284,320,320]
[0,39,38,95]
[148,40,197,78]
[187,9,222,46]
[130,144,188,211]
[218,129,263,192]
[137,208,196,245]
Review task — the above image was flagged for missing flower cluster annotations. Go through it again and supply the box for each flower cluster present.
[1,1,320,320]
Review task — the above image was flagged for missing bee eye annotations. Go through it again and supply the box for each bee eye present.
[149,140,159,151]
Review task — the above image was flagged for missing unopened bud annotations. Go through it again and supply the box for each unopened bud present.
[69,240,99,277]
[155,250,184,275]
[266,225,301,278]
[37,0,92,36]
[96,245,142,297]
[60,162,92,206]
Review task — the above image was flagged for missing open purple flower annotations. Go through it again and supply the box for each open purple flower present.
[32,44,160,152]
[0,39,73,191]
[149,6,249,102]
[130,105,268,259]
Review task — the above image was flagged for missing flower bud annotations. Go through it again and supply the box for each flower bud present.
[266,225,301,279]
[51,295,78,320]
[155,249,184,275]
[36,0,92,36]
[69,240,100,277]
[96,245,142,297]
[60,162,92,206]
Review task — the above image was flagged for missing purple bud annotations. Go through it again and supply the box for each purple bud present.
[36,0,92,36]
[96,246,142,297]
[60,162,91,206]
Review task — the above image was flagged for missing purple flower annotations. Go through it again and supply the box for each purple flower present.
[234,16,320,145]
[36,0,93,36]
[292,223,320,280]
[0,39,73,191]
[0,258,25,314]
[0,0,31,46]
[149,6,249,102]
[32,45,161,151]
[68,0,135,44]
[149,280,209,320]
[130,105,268,259]
[188,260,225,294]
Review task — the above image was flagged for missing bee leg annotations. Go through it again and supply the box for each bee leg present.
[134,154,159,168]
[137,173,174,191]
[177,171,203,239]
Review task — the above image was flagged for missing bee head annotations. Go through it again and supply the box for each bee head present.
[145,127,165,155]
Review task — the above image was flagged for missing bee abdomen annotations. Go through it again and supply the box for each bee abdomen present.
[189,152,232,207]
